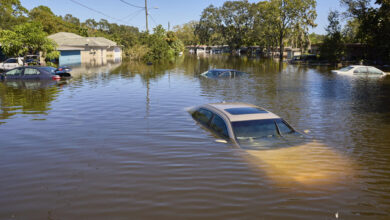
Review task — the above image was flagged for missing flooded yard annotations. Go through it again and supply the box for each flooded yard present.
[1,55,390,219]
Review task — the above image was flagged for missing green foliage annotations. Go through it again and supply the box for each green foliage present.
[320,11,345,63]
[126,45,150,61]
[195,5,225,46]
[143,25,174,62]
[269,0,317,60]
[308,33,325,44]
[173,21,199,45]
[341,0,390,63]
[0,0,28,30]
[0,22,57,59]
[194,0,317,58]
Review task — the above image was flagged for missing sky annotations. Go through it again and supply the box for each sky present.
[20,0,350,34]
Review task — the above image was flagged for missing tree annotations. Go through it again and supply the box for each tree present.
[0,0,28,30]
[320,11,345,63]
[341,0,390,63]
[195,5,225,46]
[268,0,317,61]
[29,6,62,34]
[143,25,174,62]
[219,0,254,50]
[308,33,325,45]
[84,18,98,29]
[173,21,199,46]
[63,14,80,26]
[0,22,57,63]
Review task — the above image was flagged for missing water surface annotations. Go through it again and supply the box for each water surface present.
[1,55,390,219]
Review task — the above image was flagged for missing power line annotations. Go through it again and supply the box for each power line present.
[127,9,145,22]
[69,0,128,24]
[148,13,158,26]
[119,0,144,9]
[121,8,144,20]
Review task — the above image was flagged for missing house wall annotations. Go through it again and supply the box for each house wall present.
[80,47,107,66]
[107,47,122,61]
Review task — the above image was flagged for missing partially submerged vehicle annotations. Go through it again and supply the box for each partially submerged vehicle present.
[0,66,71,80]
[189,102,353,185]
[331,65,386,77]
[201,69,246,78]
[189,102,305,149]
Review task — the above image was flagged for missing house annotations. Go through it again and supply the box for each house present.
[48,32,122,66]
[285,47,302,59]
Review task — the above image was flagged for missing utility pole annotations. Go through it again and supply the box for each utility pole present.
[168,22,170,31]
[145,0,148,32]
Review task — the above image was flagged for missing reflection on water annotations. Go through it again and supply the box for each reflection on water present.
[243,141,354,186]
[1,55,390,219]
[0,80,63,121]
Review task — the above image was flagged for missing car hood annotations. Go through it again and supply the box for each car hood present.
[241,141,354,186]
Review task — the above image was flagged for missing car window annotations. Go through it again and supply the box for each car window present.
[339,66,353,72]
[275,119,295,135]
[206,70,221,77]
[6,59,17,63]
[368,67,383,75]
[192,108,213,125]
[5,68,23,76]
[24,68,40,75]
[41,67,56,74]
[232,119,279,139]
[354,67,368,74]
[219,71,231,77]
[210,114,229,138]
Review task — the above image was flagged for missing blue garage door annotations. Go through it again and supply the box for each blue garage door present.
[59,50,81,66]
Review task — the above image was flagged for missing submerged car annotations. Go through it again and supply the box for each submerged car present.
[42,66,72,77]
[201,69,246,78]
[189,102,354,185]
[190,102,305,150]
[0,66,71,80]
[331,65,386,77]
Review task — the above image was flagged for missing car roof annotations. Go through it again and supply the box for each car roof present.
[349,65,378,68]
[202,102,281,122]
[209,69,237,72]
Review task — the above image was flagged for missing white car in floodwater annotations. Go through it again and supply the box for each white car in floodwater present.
[0,57,24,71]
[331,65,386,77]
[189,102,354,185]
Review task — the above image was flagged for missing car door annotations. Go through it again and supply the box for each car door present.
[353,67,368,76]
[367,67,384,76]
[22,68,41,80]
[4,68,23,79]
[4,59,16,70]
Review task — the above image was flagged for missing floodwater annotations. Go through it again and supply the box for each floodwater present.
[1,55,390,219]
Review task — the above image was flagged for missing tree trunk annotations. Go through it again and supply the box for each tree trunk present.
[279,30,284,62]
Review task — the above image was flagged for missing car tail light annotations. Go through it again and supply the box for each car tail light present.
[52,75,60,80]
[59,68,63,71]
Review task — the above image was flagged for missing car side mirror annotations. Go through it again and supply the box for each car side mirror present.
[215,139,228,144]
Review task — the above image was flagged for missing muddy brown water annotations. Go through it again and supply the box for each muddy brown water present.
[1,55,390,219]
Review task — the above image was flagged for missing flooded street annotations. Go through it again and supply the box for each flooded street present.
[1,55,390,219]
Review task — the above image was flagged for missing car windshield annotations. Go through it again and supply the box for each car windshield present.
[232,119,304,150]
[339,66,354,72]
